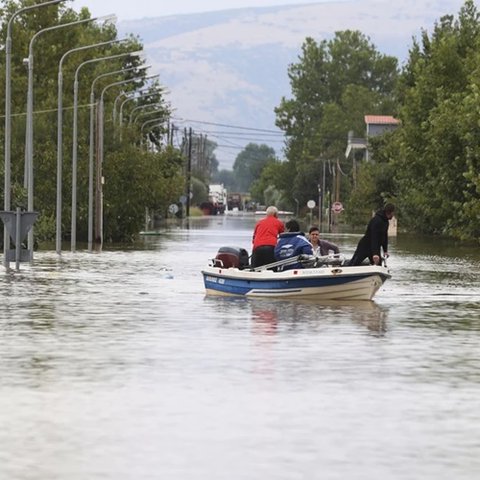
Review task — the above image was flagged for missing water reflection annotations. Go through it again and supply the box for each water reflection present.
[205,296,389,337]
[2,217,480,480]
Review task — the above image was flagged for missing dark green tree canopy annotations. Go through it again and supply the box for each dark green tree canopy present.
[232,143,276,192]
[273,30,398,208]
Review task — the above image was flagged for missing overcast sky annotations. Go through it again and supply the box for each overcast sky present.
[71,0,351,21]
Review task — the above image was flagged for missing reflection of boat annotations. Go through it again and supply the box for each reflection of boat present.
[202,247,391,301]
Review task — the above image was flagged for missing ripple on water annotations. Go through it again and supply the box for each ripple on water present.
[1,220,480,479]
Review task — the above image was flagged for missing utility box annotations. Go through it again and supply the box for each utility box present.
[0,209,38,266]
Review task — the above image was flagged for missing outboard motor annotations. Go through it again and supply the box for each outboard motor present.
[214,246,250,269]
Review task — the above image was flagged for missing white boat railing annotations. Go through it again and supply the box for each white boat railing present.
[251,253,346,272]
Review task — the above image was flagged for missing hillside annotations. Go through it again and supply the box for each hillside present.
[119,0,466,169]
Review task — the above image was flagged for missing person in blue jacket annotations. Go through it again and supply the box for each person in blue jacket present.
[274,219,313,270]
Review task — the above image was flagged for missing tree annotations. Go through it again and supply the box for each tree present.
[380,0,480,239]
[0,1,179,243]
[103,142,184,241]
[275,30,398,207]
[232,143,276,192]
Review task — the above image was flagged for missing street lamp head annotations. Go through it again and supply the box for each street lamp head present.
[22,57,29,66]
[97,14,117,25]
[132,51,147,61]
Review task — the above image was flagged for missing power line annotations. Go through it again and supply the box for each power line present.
[171,116,283,134]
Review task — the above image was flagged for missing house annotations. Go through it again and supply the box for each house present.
[345,115,400,162]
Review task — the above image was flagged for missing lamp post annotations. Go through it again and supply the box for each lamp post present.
[111,56,148,127]
[87,68,156,249]
[88,66,146,250]
[71,49,143,252]
[56,31,118,255]
[140,116,168,132]
[112,92,128,127]
[140,117,168,151]
[129,103,164,124]
[95,73,158,247]
[3,0,65,268]
[119,89,160,127]
[24,14,114,254]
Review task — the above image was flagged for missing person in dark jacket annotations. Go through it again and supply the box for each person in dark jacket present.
[274,219,313,270]
[349,204,395,266]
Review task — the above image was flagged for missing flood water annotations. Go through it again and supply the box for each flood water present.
[1,215,480,480]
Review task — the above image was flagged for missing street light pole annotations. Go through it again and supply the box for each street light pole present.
[95,72,157,246]
[140,116,167,132]
[25,13,114,255]
[3,0,65,268]
[71,49,142,252]
[140,117,168,150]
[87,67,154,250]
[129,103,164,124]
[119,88,160,128]
[56,33,118,255]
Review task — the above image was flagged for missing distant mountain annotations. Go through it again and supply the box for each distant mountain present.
[119,0,465,169]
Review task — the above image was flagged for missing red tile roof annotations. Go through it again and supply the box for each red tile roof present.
[364,115,400,125]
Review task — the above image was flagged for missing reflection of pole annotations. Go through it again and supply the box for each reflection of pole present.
[186,127,192,218]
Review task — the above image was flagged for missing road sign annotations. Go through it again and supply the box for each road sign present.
[307,200,316,209]
[332,201,344,213]
[168,204,179,215]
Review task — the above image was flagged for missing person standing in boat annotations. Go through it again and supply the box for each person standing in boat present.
[349,203,395,266]
[308,226,340,257]
[274,219,313,270]
[251,206,285,268]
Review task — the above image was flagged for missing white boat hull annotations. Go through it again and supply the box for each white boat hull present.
[202,264,390,301]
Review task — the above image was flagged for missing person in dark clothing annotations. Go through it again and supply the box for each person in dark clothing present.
[274,219,313,270]
[349,204,395,266]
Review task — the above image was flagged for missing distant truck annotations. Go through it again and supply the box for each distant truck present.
[205,184,227,215]
[227,192,243,211]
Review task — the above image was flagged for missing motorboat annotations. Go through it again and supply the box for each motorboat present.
[201,246,391,301]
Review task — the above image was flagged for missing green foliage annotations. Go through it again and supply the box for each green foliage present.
[275,30,398,208]
[377,0,480,240]
[250,160,294,210]
[0,1,179,244]
[232,143,276,192]
[34,213,56,243]
[191,176,209,205]
[213,169,236,190]
[103,144,184,242]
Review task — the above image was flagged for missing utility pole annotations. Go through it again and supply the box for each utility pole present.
[94,103,102,245]
[321,160,326,228]
[335,159,341,203]
[186,127,192,217]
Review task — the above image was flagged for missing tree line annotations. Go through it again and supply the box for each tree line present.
[0,0,185,244]
[3,0,480,244]
[235,0,480,242]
